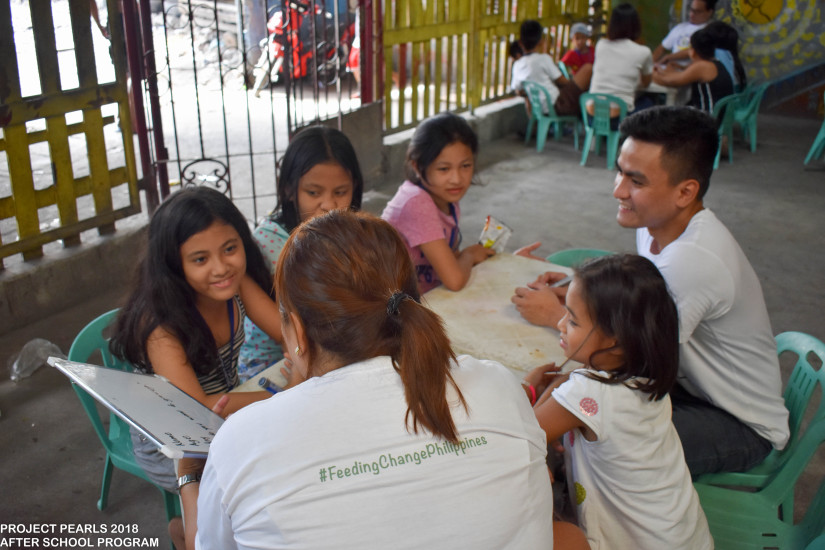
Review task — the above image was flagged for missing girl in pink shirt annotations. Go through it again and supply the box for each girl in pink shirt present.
[382,113,494,292]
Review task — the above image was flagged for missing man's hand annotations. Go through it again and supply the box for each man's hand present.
[514,241,546,261]
[511,271,569,327]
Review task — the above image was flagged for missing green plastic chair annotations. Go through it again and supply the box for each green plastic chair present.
[695,331,825,493]
[713,93,740,170]
[806,534,825,550]
[804,91,825,165]
[68,310,181,524]
[545,248,613,268]
[734,81,771,153]
[579,92,627,169]
[557,60,571,80]
[522,80,580,152]
[693,332,825,549]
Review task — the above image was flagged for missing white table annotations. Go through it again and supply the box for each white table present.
[423,254,574,376]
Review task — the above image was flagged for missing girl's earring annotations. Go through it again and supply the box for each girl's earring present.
[295,346,301,356]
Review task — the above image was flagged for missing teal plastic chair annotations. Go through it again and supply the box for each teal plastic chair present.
[713,94,740,169]
[695,331,825,492]
[579,93,627,169]
[545,248,613,268]
[734,81,771,153]
[522,80,580,152]
[693,332,825,549]
[804,91,825,165]
[68,310,181,524]
[806,534,825,550]
[558,60,571,80]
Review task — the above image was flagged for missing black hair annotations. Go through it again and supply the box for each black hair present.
[509,40,524,60]
[575,254,679,401]
[700,0,718,11]
[690,26,716,60]
[619,106,717,199]
[607,3,641,41]
[519,20,544,51]
[110,186,272,375]
[702,21,747,86]
[272,126,364,232]
[405,112,479,186]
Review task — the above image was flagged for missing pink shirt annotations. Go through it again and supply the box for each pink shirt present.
[381,181,460,293]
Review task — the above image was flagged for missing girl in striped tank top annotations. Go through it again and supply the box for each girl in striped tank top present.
[111,186,284,496]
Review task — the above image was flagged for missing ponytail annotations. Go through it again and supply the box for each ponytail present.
[388,293,466,444]
[275,211,467,444]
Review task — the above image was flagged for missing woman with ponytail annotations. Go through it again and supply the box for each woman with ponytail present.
[177,210,587,549]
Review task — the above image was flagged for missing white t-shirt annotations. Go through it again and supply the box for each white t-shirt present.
[661,21,708,58]
[589,39,653,111]
[637,209,789,449]
[554,370,712,550]
[511,52,562,108]
[196,355,554,550]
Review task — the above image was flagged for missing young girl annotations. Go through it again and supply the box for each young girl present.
[238,126,364,379]
[523,254,712,549]
[110,186,282,493]
[381,112,494,293]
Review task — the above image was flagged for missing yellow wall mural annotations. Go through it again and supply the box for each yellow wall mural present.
[716,0,823,82]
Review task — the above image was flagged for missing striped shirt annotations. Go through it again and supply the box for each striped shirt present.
[198,296,246,395]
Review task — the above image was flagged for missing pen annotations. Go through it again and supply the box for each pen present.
[258,376,282,395]
[549,275,573,288]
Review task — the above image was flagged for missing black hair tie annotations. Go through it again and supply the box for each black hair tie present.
[387,291,410,316]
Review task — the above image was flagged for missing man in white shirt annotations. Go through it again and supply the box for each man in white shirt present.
[512,106,789,475]
[653,0,716,66]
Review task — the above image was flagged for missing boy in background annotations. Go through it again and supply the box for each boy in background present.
[510,19,591,117]
[560,22,594,77]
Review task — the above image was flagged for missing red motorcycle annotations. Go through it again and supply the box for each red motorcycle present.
[252,0,353,97]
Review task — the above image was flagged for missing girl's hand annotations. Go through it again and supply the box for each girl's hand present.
[177,395,230,478]
[524,363,562,399]
[514,242,545,261]
[280,358,305,389]
[463,243,496,265]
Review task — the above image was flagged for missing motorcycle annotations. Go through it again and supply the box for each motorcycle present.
[252,0,354,97]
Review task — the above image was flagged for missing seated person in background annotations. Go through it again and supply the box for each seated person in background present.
[560,22,594,77]
[589,3,654,115]
[702,20,747,91]
[510,19,592,117]
[509,39,524,62]
[512,106,790,476]
[653,27,734,114]
[177,210,589,549]
[653,0,716,66]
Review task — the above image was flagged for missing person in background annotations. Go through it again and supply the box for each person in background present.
[588,3,654,115]
[176,210,590,549]
[652,26,734,114]
[702,20,747,91]
[509,40,524,62]
[382,112,495,292]
[653,0,717,66]
[560,22,594,77]
[238,126,364,380]
[510,19,592,118]
[524,254,712,549]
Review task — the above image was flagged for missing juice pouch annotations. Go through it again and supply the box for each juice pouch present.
[478,215,512,253]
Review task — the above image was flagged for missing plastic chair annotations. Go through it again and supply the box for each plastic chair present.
[693,332,825,549]
[733,80,771,153]
[68,310,181,523]
[579,93,627,169]
[545,248,613,268]
[804,91,825,165]
[522,80,580,153]
[558,60,571,80]
[713,93,740,170]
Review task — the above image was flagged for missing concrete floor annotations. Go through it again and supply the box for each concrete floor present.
[1,111,823,546]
